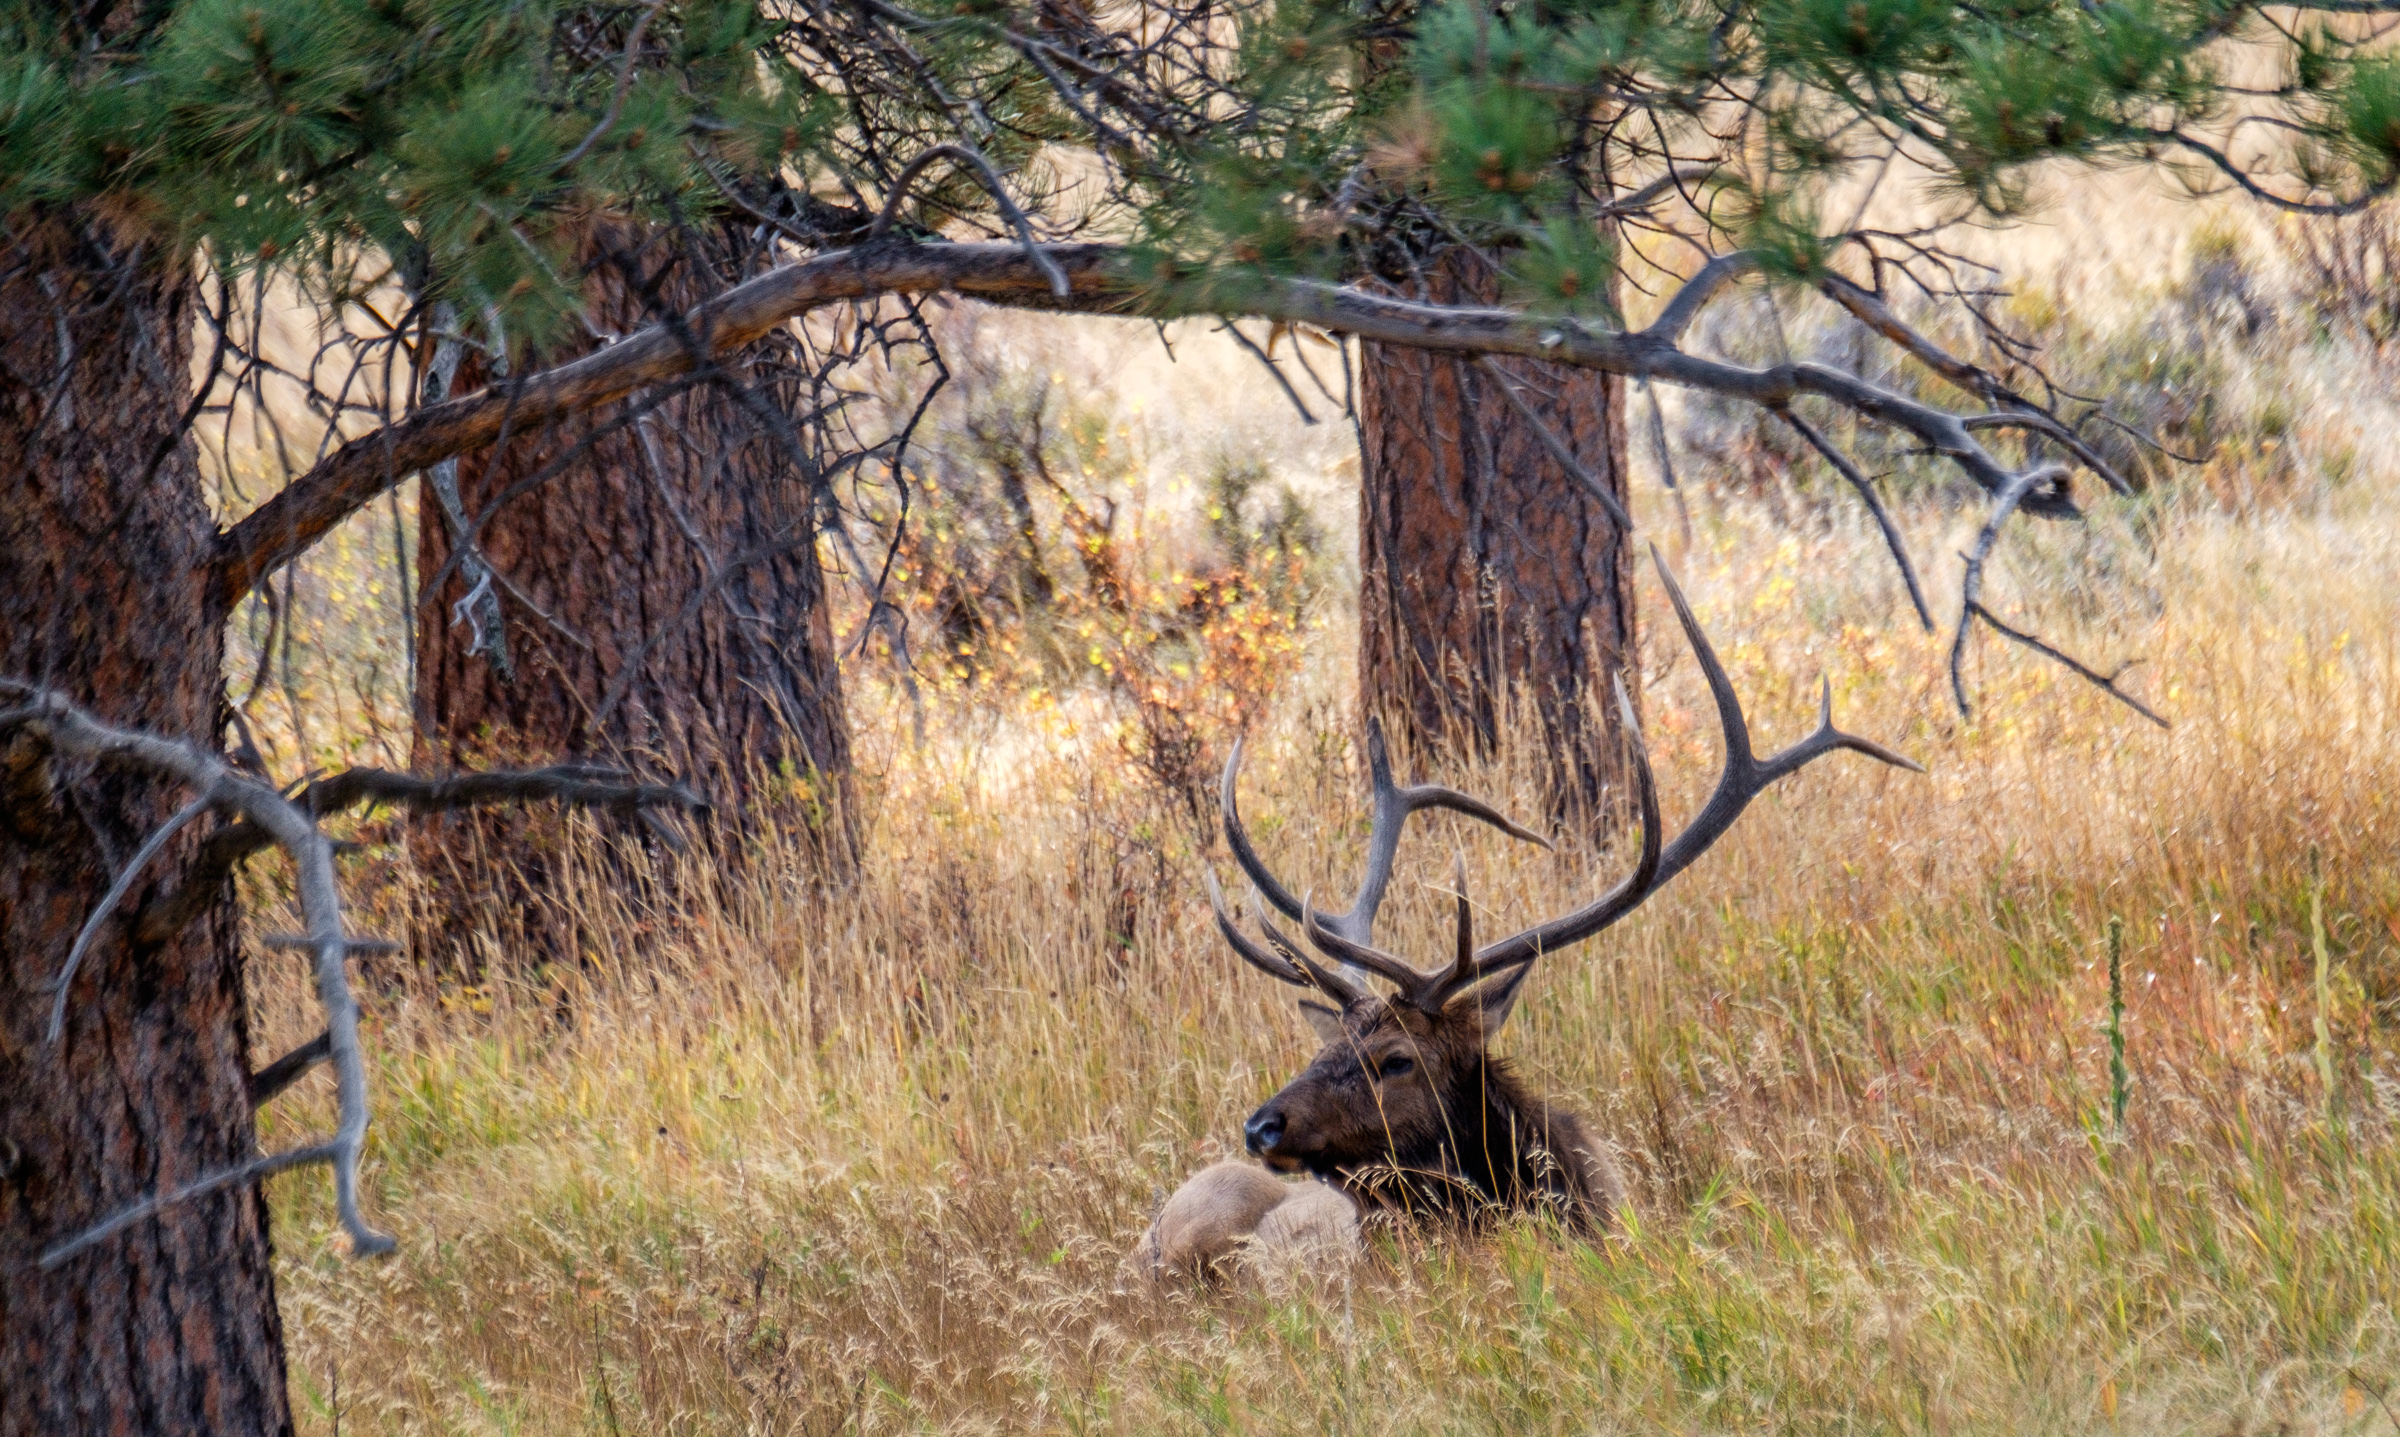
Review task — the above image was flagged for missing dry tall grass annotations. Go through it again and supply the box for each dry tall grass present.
[244,488,2399,1434]
[226,199,2400,1433]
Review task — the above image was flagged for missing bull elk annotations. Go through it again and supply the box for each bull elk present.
[1143,552,1919,1274]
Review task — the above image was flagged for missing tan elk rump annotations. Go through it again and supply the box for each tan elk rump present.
[1138,550,1921,1280]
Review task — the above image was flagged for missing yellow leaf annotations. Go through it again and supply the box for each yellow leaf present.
[2100,1380,2118,1420]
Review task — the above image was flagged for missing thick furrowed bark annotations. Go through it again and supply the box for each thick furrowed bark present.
[412,215,852,966]
[1357,250,1634,817]
[0,218,292,1437]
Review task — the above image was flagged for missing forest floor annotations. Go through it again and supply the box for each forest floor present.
[240,184,2400,1433]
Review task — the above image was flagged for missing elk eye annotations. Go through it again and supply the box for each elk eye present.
[1374,1055,1414,1081]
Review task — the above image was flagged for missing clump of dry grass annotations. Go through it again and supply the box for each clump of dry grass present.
[248,451,2400,1430]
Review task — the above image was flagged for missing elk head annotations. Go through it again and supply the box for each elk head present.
[1207,549,1921,1220]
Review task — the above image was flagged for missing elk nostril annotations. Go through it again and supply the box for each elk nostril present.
[1244,1108,1285,1154]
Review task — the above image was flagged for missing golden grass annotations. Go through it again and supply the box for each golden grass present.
[246,452,2400,1431]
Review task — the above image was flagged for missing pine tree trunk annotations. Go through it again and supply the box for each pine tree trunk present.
[0,223,294,1434]
[411,217,851,964]
[1356,248,1635,816]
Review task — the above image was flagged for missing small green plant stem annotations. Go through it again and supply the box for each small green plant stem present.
[2311,846,2338,1122]
[2106,916,2129,1131]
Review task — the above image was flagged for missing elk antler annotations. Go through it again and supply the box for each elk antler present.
[1205,871,1369,1004]
[1208,545,1923,1012]
[1220,712,1551,990]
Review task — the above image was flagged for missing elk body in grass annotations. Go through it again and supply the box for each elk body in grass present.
[1140,554,1921,1277]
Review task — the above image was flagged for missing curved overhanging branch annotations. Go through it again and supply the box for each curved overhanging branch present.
[215,238,2091,611]
[209,238,2148,722]
[212,242,1135,609]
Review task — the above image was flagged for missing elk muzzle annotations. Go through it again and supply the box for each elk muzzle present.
[1243,1098,1307,1172]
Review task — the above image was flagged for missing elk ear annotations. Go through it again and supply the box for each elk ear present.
[1460,961,1535,1039]
[1298,1000,1346,1044]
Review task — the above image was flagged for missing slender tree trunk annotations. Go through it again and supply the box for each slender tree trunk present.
[0,223,293,1434]
[1356,247,1635,816]
[411,216,851,965]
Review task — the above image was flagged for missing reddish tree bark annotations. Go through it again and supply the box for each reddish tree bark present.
[1357,249,1635,816]
[411,218,852,962]
[0,222,293,1435]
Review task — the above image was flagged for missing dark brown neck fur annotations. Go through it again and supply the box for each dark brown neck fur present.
[1330,1056,1607,1227]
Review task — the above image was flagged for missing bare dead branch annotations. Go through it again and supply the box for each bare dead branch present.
[38,1140,344,1269]
[417,311,513,678]
[0,681,713,1269]
[1776,407,1935,631]
[131,762,704,945]
[1644,251,1762,346]
[1949,466,2066,716]
[1957,412,2138,496]
[1967,603,2172,728]
[247,1031,332,1108]
[866,143,1073,297]
[46,785,217,1040]
[1818,270,1999,401]
[1602,166,1719,218]
[2,680,394,1263]
[1219,321,1319,426]
[1819,274,2135,496]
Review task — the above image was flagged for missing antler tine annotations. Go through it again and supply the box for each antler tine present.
[1332,718,1553,945]
[1258,900,1371,1005]
[1205,872,1368,1004]
[1454,674,1663,978]
[1221,736,1307,923]
[1223,720,1549,949]
[1635,547,1921,899]
[1754,677,1928,784]
[1301,893,1438,995]
[1467,548,1919,974]
[1206,871,1307,986]
[1323,718,1410,944]
[1442,852,1474,993]
[1400,784,1553,847]
[1654,542,1758,780]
